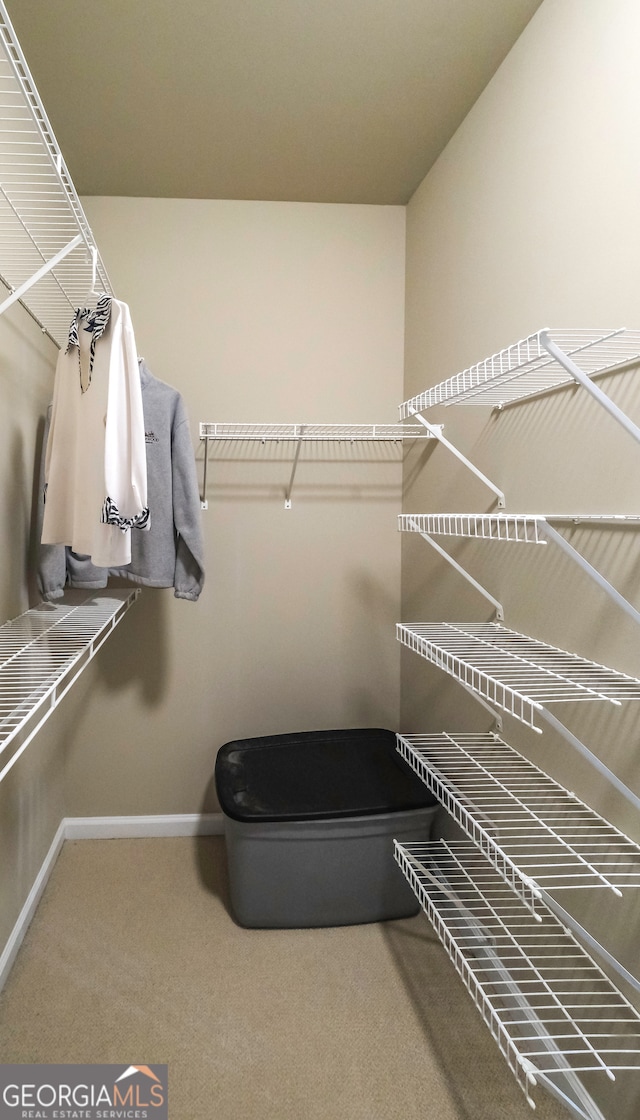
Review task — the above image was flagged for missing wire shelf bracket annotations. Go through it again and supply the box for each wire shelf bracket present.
[399,513,640,630]
[404,410,505,507]
[542,330,640,448]
[401,515,504,620]
[0,1,114,344]
[400,329,640,451]
[396,620,640,813]
[284,424,305,508]
[0,591,139,783]
[198,421,436,508]
[395,839,640,1120]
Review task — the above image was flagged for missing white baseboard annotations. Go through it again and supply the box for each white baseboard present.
[0,818,67,993]
[0,812,225,992]
[64,813,225,840]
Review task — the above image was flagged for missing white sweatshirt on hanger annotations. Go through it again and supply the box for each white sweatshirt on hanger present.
[37,361,205,602]
[41,296,149,568]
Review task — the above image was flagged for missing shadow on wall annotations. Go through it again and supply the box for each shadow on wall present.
[1,426,28,621]
[92,585,171,708]
[195,770,230,914]
[199,769,220,816]
[26,414,46,607]
[193,834,232,915]
[0,711,65,944]
[198,436,407,505]
[343,568,400,727]
[401,437,439,499]
[32,587,173,775]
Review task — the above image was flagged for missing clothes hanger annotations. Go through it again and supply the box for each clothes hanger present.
[72,248,112,390]
[84,246,108,306]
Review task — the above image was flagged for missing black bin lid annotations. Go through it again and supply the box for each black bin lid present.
[215,728,437,823]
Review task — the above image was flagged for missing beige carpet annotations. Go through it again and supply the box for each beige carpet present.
[0,836,569,1120]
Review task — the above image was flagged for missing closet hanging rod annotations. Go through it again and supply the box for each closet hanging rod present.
[0,1,114,345]
[199,422,433,440]
[198,421,507,509]
[198,421,434,508]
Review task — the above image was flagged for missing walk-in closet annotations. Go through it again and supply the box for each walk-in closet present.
[1,3,640,1118]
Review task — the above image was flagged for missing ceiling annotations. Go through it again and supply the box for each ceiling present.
[5,0,543,205]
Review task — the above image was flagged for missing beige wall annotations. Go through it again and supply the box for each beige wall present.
[402,1,640,1116]
[0,299,64,951]
[5,12,640,1114]
[61,197,406,816]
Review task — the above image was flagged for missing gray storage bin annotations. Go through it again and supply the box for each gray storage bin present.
[215,728,437,928]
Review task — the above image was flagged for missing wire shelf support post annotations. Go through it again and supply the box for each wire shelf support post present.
[285,424,305,508]
[538,519,640,630]
[200,437,210,509]
[539,707,640,815]
[402,515,504,620]
[407,411,506,507]
[540,330,640,448]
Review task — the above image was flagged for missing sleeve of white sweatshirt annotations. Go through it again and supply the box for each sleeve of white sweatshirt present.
[102,300,149,529]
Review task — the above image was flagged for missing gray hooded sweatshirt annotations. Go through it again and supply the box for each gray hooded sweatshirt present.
[38,360,205,601]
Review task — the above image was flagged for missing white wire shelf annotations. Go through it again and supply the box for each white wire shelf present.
[397,621,640,731]
[397,732,640,905]
[0,2,113,345]
[400,512,549,543]
[396,839,640,1119]
[198,421,432,508]
[399,328,640,417]
[398,513,640,629]
[0,591,139,783]
[199,422,432,441]
[399,512,640,542]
